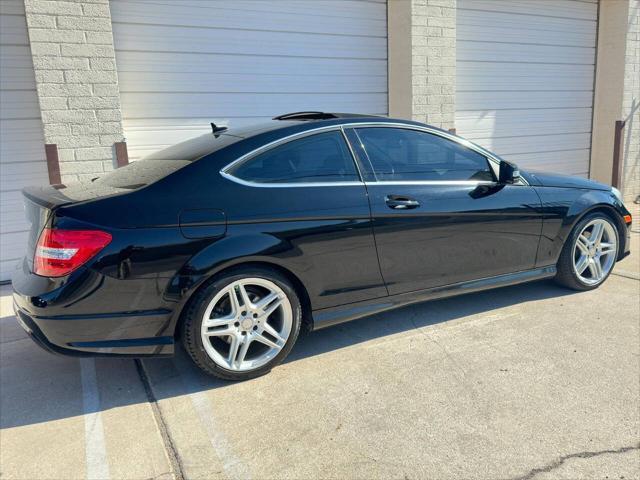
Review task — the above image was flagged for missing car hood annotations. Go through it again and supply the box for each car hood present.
[524,170,611,191]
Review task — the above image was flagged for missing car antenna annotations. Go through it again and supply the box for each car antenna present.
[211,122,228,136]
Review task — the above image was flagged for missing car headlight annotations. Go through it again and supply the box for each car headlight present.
[611,186,624,203]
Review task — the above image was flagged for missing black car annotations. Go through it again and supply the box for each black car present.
[13,112,633,380]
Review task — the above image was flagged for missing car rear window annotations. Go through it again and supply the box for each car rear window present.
[94,133,241,189]
[228,131,359,184]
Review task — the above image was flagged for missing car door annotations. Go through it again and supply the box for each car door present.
[220,129,388,309]
[346,126,543,296]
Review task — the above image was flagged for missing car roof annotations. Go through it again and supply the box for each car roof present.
[139,113,451,162]
[224,112,449,139]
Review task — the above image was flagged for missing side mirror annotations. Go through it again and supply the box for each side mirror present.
[499,160,520,184]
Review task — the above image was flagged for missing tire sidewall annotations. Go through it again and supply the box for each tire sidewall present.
[183,267,302,380]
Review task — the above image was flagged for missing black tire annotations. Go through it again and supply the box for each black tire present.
[181,266,302,381]
[554,211,619,291]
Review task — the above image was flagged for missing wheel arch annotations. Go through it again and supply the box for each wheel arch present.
[567,203,627,261]
[171,259,314,340]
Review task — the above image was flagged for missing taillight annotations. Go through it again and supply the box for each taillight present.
[34,228,112,277]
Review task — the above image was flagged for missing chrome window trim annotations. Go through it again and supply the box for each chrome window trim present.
[364,180,497,186]
[219,171,364,188]
[220,121,529,187]
[220,125,362,188]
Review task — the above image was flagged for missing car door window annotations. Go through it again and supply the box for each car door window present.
[355,127,495,182]
[229,131,359,184]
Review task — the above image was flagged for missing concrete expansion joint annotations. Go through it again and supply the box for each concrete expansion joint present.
[134,359,186,480]
[511,442,640,480]
[611,270,640,280]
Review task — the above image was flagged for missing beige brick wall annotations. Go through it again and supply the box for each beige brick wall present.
[23,0,124,183]
[388,0,456,130]
[622,0,639,202]
[411,0,455,129]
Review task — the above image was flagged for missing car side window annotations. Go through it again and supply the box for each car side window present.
[355,127,495,182]
[229,131,359,184]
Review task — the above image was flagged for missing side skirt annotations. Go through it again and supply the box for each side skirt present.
[311,266,557,330]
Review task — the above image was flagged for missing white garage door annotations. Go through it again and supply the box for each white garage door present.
[110,0,388,161]
[0,1,48,281]
[456,0,598,176]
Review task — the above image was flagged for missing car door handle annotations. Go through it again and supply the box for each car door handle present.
[385,195,420,210]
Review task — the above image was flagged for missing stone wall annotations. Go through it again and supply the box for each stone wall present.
[411,0,456,130]
[388,0,456,130]
[23,0,124,182]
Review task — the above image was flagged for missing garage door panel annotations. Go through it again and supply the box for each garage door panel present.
[457,21,596,48]
[1,259,22,282]
[457,63,595,92]
[457,91,593,111]
[0,12,30,45]
[120,92,387,118]
[469,133,591,156]
[457,41,594,65]
[456,0,596,177]
[1,162,50,191]
[117,71,387,94]
[121,0,386,21]
[110,0,386,37]
[457,108,593,139]
[112,23,386,59]
[0,0,26,15]
[0,46,38,90]
[0,4,47,280]
[113,0,388,161]
[458,6,597,34]
[1,191,30,234]
[115,51,387,77]
[1,230,28,272]
[507,150,590,176]
[0,120,47,159]
[458,0,597,22]
[0,92,42,120]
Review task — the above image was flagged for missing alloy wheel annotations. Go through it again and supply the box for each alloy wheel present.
[572,218,618,285]
[200,278,293,371]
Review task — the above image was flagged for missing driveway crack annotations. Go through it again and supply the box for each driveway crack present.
[511,442,640,480]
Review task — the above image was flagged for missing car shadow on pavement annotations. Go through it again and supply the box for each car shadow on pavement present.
[1,279,576,430]
[287,279,576,362]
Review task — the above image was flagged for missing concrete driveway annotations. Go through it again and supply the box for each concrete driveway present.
[1,230,639,479]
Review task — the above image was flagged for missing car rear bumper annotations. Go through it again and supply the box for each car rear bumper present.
[14,303,174,357]
[11,260,175,357]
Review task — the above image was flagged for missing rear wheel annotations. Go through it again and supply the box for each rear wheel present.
[182,267,302,380]
[555,213,619,290]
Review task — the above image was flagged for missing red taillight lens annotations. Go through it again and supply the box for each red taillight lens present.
[34,228,112,277]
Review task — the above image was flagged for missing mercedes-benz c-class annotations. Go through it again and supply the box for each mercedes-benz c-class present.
[13,112,632,380]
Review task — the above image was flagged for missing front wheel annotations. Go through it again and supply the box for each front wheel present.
[555,212,619,291]
[181,267,302,381]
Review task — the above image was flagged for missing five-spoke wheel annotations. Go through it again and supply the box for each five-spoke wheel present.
[200,278,292,371]
[572,219,618,285]
[556,212,619,290]
[182,267,301,381]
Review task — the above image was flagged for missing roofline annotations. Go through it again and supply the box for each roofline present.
[230,115,451,138]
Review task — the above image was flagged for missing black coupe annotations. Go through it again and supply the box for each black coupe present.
[13,112,632,380]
